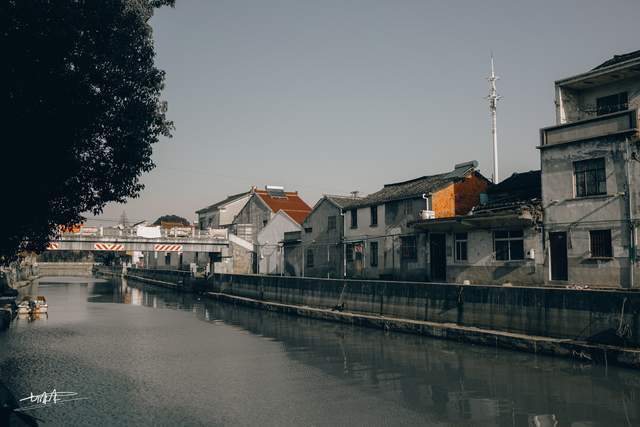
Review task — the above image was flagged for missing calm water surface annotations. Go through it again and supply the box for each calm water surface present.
[1,277,639,426]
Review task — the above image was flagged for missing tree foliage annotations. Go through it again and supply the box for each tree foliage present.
[1,0,175,264]
[152,215,190,227]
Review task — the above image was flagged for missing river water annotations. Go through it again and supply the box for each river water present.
[1,276,639,426]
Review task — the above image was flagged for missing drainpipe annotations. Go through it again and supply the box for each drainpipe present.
[626,139,635,288]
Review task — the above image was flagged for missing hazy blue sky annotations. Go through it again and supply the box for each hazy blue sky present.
[93,0,640,225]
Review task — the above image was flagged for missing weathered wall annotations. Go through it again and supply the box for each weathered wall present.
[432,184,455,218]
[233,195,272,243]
[446,228,544,286]
[38,262,94,277]
[208,273,640,348]
[453,173,490,215]
[300,199,344,278]
[257,212,300,275]
[541,137,640,287]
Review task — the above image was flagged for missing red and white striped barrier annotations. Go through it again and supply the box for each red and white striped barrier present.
[93,243,125,251]
[46,242,60,250]
[154,244,183,252]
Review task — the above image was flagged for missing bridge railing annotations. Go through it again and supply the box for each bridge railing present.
[58,227,229,241]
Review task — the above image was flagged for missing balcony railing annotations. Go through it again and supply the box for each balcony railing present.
[540,109,638,147]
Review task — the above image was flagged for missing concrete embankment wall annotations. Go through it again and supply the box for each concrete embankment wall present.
[125,267,192,290]
[208,273,640,348]
[38,262,94,277]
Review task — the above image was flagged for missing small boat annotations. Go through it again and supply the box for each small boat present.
[16,296,48,315]
[35,296,48,313]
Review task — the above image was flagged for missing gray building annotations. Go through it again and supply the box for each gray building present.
[196,191,251,231]
[343,161,490,281]
[283,195,361,278]
[539,50,640,288]
[233,186,311,243]
[411,170,543,285]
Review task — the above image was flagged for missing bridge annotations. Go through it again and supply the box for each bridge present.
[46,228,229,253]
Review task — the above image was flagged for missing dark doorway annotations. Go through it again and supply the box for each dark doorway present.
[430,233,447,282]
[550,232,568,281]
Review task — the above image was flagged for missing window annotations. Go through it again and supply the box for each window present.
[306,249,314,268]
[574,158,606,197]
[590,230,612,258]
[164,253,171,265]
[370,206,378,226]
[346,243,354,262]
[327,216,336,231]
[370,241,379,267]
[404,200,414,216]
[304,227,313,233]
[263,220,268,227]
[350,209,358,228]
[401,236,417,261]
[494,230,524,261]
[455,233,468,262]
[596,92,628,116]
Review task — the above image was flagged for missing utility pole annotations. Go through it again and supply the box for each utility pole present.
[487,55,501,183]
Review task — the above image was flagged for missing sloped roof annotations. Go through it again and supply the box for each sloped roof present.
[349,161,483,208]
[196,191,251,214]
[254,189,312,224]
[593,50,640,70]
[325,195,363,209]
[473,170,541,215]
[486,170,541,204]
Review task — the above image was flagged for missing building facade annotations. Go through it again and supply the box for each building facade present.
[539,51,640,288]
[343,161,491,281]
[411,170,543,285]
[257,211,301,275]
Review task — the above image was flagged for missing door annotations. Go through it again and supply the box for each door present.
[430,233,447,282]
[550,232,568,281]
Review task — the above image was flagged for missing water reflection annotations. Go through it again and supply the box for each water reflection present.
[92,278,639,427]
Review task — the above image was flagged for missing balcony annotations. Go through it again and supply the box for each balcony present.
[540,109,638,148]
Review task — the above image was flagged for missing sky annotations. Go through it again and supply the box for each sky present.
[92,0,640,226]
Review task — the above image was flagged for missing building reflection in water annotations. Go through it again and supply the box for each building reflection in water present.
[89,278,640,427]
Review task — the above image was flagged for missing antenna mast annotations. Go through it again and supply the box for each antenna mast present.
[487,55,501,183]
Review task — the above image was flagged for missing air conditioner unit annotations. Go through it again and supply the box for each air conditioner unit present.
[420,210,435,220]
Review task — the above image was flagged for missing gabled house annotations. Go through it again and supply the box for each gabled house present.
[411,170,543,285]
[196,191,251,230]
[233,186,312,243]
[283,194,362,278]
[343,161,491,280]
[257,210,302,275]
[539,50,640,288]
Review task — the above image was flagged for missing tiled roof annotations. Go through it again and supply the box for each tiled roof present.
[254,190,312,224]
[485,170,540,204]
[325,195,363,209]
[349,161,481,208]
[473,170,541,214]
[196,191,251,214]
[593,50,640,70]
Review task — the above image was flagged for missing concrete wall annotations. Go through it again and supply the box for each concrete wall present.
[558,77,640,124]
[299,198,345,279]
[209,273,640,348]
[234,195,272,243]
[447,228,544,286]
[257,212,300,274]
[38,262,94,277]
[541,136,640,287]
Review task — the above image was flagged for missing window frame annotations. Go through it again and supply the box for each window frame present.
[589,229,613,258]
[493,230,524,261]
[370,241,379,267]
[454,232,468,262]
[596,92,628,116]
[574,158,606,198]
[306,249,314,268]
[400,235,417,261]
[370,205,378,227]
[350,209,358,229]
[327,215,336,231]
